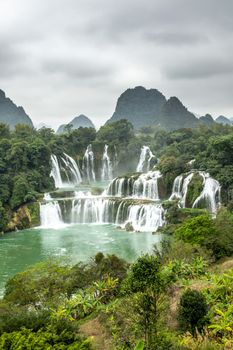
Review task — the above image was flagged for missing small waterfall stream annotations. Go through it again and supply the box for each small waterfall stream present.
[82,144,96,182]
[101,145,113,181]
[50,153,82,188]
[136,146,155,172]
[192,173,221,214]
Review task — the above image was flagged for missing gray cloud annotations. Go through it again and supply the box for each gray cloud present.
[165,58,233,80]
[1,0,233,128]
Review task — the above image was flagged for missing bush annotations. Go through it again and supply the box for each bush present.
[178,289,208,335]
[0,326,92,349]
[175,215,216,245]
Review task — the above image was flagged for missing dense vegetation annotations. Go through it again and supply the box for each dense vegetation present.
[1,120,233,348]
[1,119,233,233]
[1,213,233,349]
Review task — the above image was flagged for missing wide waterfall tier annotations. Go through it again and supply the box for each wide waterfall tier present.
[106,171,161,200]
[82,144,96,182]
[169,171,221,213]
[40,196,164,232]
[136,146,156,172]
[50,153,82,188]
[101,144,113,181]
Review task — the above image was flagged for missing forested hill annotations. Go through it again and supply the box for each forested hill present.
[0,90,33,129]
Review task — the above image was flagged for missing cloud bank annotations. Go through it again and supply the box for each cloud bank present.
[1,0,233,129]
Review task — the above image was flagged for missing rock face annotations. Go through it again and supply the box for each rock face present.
[57,114,95,133]
[199,114,215,126]
[0,89,33,129]
[215,115,232,125]
[107,86,199,130]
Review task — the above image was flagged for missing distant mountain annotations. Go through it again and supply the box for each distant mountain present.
[107,86,166,129]
[157,97,198,130]
[106,86,199,130]
[36,122,52,130]
[215,115,232,125]
[199,114,215,126]
[57,114,95,134]
[0,89,33,129]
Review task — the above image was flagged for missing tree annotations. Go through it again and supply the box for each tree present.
[125,255,169,349]
[10,174,35,209]
[97,119,134,147]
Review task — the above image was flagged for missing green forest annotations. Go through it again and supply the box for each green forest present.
[1,120,233,349]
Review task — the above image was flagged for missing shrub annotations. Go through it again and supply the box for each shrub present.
[178,289,208,335]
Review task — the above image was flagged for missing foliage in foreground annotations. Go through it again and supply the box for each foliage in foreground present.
[1,224,233,349]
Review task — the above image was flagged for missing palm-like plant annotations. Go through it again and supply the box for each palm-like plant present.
[209,304,233,338]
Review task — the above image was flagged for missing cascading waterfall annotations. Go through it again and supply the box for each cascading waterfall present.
[192,173,221,214]
[169,175,183,200]
[40,201,64,229]
[126,204,164,232]
[133,171,161,200]
[50,153,82,188]
[61,153,82,184]
[106,171,161,200]
[136,146,155,172]
[50,155,63,188]
[82,144,96,182]
[169,173,193,207]
[170,171,221,213]
[179,173,194,208]
[40,190,164,232]
[101,145,113,181]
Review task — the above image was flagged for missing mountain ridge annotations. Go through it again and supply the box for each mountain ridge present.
[0,89,33,129]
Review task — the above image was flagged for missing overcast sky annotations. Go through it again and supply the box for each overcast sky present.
[1,0,233,130]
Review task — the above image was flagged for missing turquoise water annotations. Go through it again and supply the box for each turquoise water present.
[0,223,163,297]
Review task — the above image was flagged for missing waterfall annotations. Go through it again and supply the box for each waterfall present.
[136,146,155,172]
[169,171,221,213]
[82,144,96,182]
[61,153,82,184]
[40,192,164,232]
[50,153,82,188]
[40,201,65,228]
[126,204,164,232]
[133,171,161,200]
[169,173,193,207]
[169,175,183,200]
[192,173,221,214]
[106,171,161,200]
[101,145,113,181]
[179,173,194,208]
[50,155,63,188]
